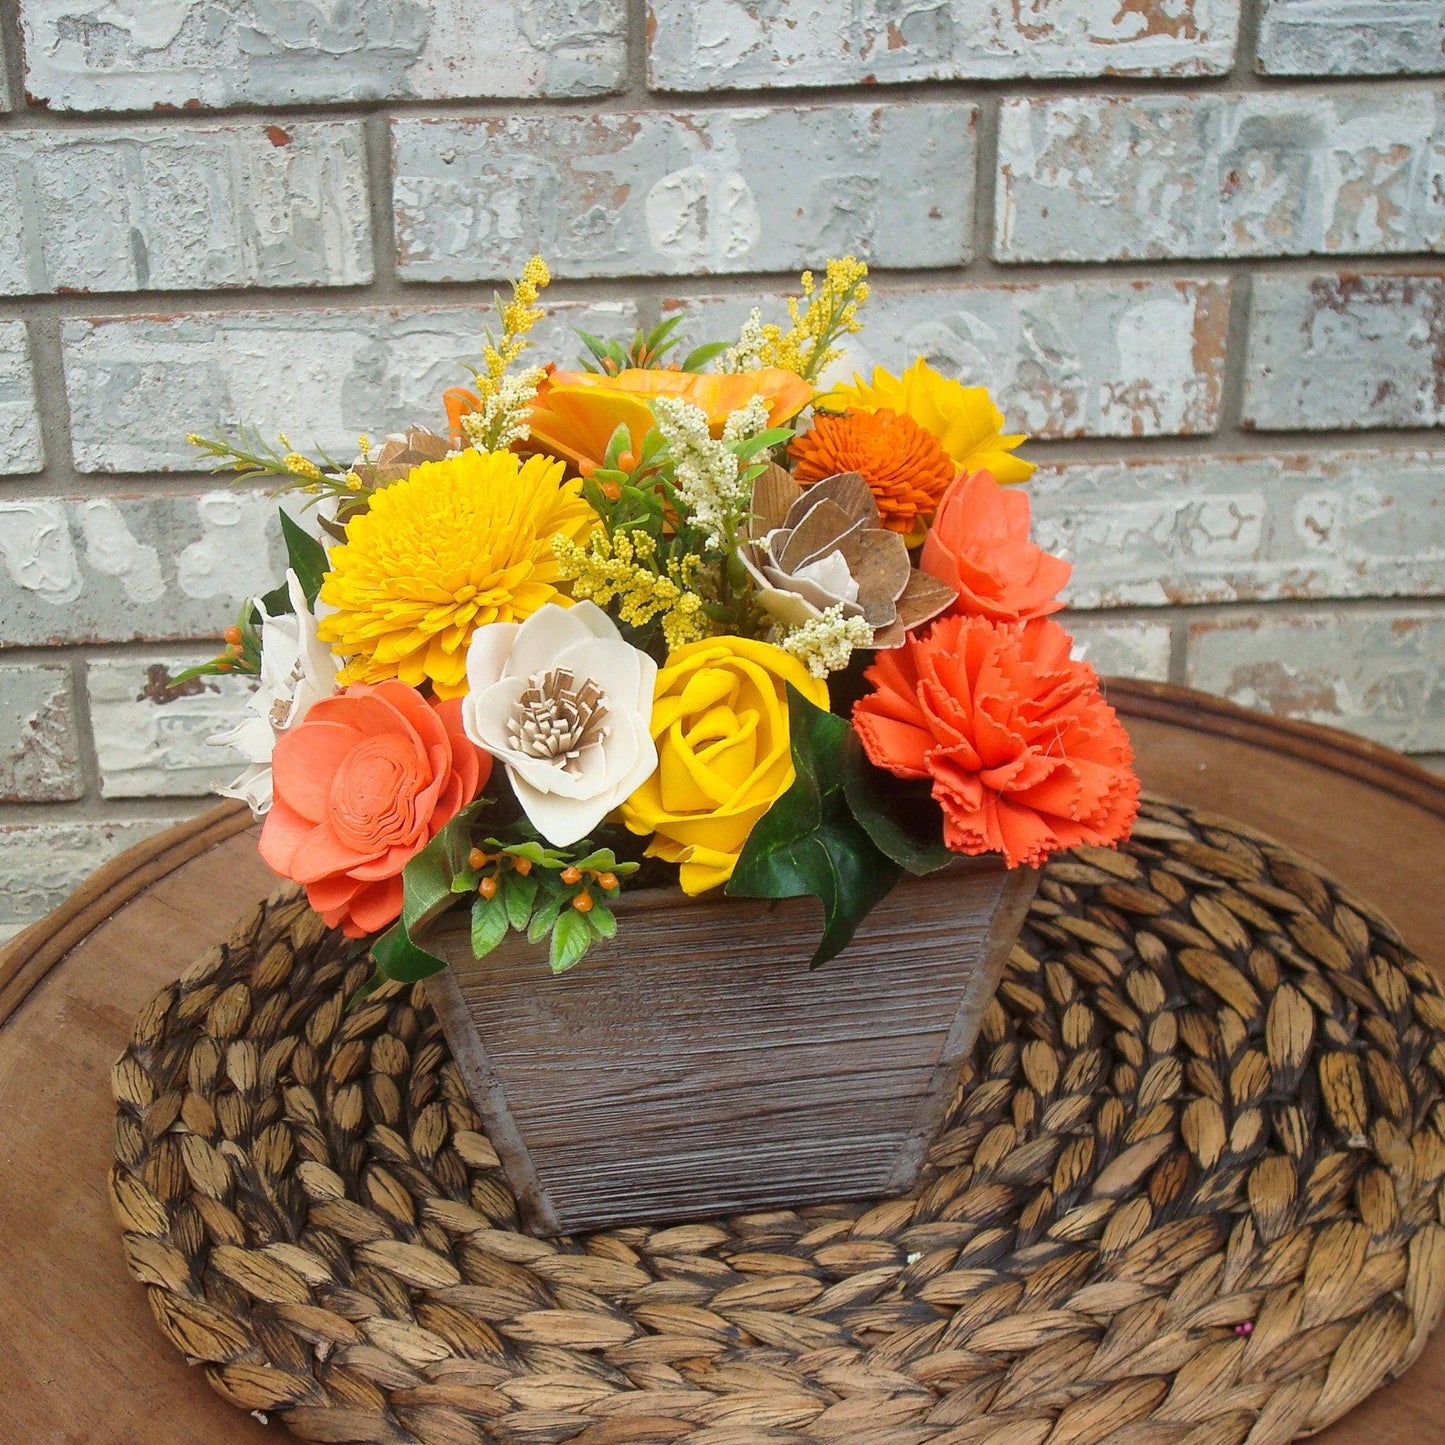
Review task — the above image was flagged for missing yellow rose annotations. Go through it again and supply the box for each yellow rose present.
[621,637,829,895]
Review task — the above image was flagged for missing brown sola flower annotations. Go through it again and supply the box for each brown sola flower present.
[321,427,455,541]
[738,465,956,648]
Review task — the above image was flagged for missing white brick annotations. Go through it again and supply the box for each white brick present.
[1186,607,1445,753]
[1031,451,1445,609]
[1062,615,1174,682]
[649,0,1240,89]
[0,663,84,802]
[21,0,626,109]
[1257,0,1445,76]
[996,91,1444,262]
[62,300,639,472]
[0,321,44,475]
[0,490,290,646]
[392,105,976,281]
[1243,275,1445,432]
[0,815,194,934]
[0,122,371,296]
[667,277,1229,438]
[88,652,257,799]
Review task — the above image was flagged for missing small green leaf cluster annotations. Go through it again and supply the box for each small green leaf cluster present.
[576,315,727,375]
[727,685,955,968]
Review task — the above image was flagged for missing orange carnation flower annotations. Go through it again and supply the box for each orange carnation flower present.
[920,470,1072,623]
[789,408,956,535]
[258,682,490,938]
[852,616,1139,868]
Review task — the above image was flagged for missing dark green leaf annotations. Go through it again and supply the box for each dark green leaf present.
[471,891,510,958]
[370,922,446,982]
[550,908,593,972]
[842,743,957,875]
[727,685,901,967]
[401,802,484,939]
[527,886,570,943]
[278,510,330,606]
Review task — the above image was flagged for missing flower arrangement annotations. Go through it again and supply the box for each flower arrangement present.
[187,256,1139,984]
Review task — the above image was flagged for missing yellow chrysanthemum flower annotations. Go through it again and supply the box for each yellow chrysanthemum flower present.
[821,357,1034,485]
[317,450,596,699]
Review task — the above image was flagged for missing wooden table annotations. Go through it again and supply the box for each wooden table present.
[2,680,1442,1445]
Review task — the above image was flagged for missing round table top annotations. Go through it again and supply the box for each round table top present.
[3,679,1443,1445]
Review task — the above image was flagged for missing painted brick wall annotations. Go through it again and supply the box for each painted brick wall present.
[0,0,1442,941]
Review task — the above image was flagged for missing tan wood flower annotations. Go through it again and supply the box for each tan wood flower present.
[352,426,452,488]
[739,465,956,647]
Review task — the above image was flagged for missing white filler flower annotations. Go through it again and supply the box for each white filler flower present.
[462,602,659,847]
[210,570,341,815]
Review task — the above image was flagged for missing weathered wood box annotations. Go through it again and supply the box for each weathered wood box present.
[426,858,1039,1236]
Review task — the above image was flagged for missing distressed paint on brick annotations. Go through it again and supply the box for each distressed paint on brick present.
[666,277,1229,438]
[0,663,84,802]
[0,490,291,646]
[88,652,258,799]
[1186,607,1445,752]
[648,0,1241,89]
[1257,0,1445,76]
[20,0,626,110]
[1061,614,1174,681]
[0,122,371,296]
[1031,451,1445,608]
[392,105,975,281]
[1243,274,1445,432]
[0,816,195,934]
[995,90,1445,262]
[0,321,44,475]
[62,300,638,472]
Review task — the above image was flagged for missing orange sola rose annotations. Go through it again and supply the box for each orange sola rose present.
[521,367,812,476]
[920,470,1072,622]
[852,616,1138,868]
[258,682,490,938]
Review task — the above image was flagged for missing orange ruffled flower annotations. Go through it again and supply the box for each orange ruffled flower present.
[523,367,812,476]
[852,616,1139,868]
[920,470,1072,623]
[258,683,490,939]
[789,408,956,535]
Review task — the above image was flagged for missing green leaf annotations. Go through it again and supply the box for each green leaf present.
[842,744,957,875]
[280,510,330,606]
[371,922,446,982]
[727,685,901,968]
[527,886,570,943]
[730,426,793,460]
[587,903,617,941]
[503,869,538,931]
[550,908,593,973]
[402,802,485,939]
[681,340,729,371]
[471,891,510,958]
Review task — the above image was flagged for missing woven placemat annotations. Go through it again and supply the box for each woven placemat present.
[111,797,1445,1445]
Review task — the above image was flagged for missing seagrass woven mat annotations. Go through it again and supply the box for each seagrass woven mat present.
[110,797,1445,1445]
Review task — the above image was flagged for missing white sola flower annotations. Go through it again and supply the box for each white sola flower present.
[462,602,659,848]
[210,570,341,815]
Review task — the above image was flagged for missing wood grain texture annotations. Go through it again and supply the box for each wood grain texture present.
[0,681,1443,1443]
[430,860,1038,1233]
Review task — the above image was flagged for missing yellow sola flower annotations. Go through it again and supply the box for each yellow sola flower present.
[821,357,1034,485]
[317,449,596,699]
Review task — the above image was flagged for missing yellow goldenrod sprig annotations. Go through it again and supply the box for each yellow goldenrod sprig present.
[754,256,869,384]
[463,255,551,452]
[552,529,709,651]
[187,426,366,504]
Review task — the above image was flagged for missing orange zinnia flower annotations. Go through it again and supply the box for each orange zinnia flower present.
[258,683,490,938]
[852,616,1139,868]
[789,409,956,536]
[920,470,1072,623]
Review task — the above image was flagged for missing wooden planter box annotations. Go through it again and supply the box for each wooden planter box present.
[426,859,1039,1236]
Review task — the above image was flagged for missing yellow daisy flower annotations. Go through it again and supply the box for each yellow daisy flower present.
[317,449,596,699]
[821,357,1034,485]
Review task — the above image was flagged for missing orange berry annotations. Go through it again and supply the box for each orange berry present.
[223,625,243,647]
[216,659,232,672]
[467,848,487,870]
[571,891,594,913]
[511,856,532,876]
[478,875,498,900]
[596,871,618,891]
[560,865,582,885]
